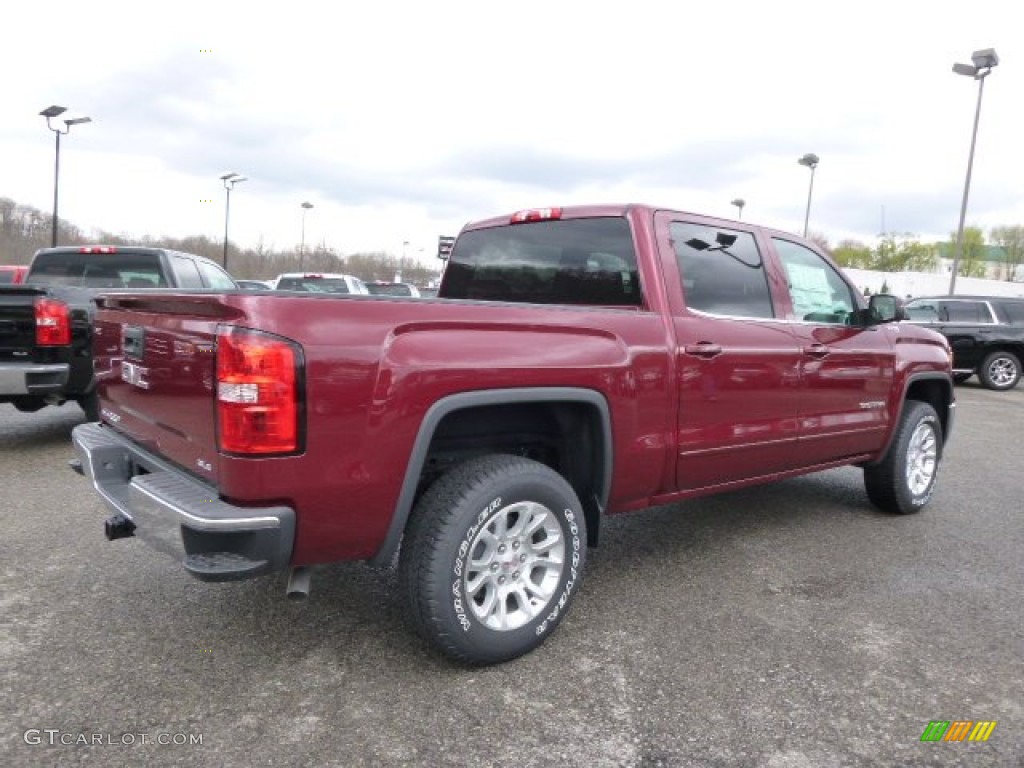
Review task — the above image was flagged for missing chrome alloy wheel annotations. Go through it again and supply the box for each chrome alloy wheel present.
[463,501,565,631]
[987,356,1018,388]
[905,420,938,496]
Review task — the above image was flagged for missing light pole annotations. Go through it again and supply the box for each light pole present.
[40,105,91,247]
[220,172,247,271]
[948,48,999,294]
[731,198,746,220]
[299,202,314,270]
[797,153,819,237]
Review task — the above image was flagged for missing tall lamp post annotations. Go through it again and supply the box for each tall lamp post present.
[948,48,999,294]
[798,153,819,237]
[220,172,247,270]
[731,198,746,220]
[40,105,91,247]
[299,201,314,270]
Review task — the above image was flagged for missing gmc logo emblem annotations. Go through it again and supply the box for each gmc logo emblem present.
[121,361,150,390]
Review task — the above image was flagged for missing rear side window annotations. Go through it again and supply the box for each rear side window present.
[998,301,1024,324]
[442,217,642,306]
[942,301,993,323]
[26,252,168,288]
[671,222,774,318]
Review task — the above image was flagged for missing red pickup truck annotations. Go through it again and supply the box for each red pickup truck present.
[72,204,955,664]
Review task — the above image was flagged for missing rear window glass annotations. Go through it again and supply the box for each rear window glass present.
[367,283,413,296]
[441,217,642,306]
[277,277,351,293]
[26,252,168,288]
[0,270,18,284]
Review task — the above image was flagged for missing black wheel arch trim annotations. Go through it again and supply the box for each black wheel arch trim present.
[868,371,954,466]
[370,387,613,566]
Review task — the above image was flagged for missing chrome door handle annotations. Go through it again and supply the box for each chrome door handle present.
[684,342,723,358]
[804,344,830,358]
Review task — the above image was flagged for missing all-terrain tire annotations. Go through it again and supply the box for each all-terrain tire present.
[864,401,942,515]
[399,454,586,665]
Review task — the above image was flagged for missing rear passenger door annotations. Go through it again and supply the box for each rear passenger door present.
[655,213,804,491]
[771,237,895,462]
[937,299,996,372]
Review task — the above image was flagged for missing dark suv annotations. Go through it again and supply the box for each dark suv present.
[904,295,1024,390]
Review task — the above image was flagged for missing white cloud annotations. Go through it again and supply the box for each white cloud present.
[2,0,1021,268]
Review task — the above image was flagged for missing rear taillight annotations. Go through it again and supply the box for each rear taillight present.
[35,297,71,346]
[216,327,303,455]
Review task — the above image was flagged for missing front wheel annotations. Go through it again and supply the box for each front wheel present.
[864,401,942,515]
[399,454,586,665]
[978,350,1021,390]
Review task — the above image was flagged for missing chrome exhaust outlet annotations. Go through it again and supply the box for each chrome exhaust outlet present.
[286,566,311,600]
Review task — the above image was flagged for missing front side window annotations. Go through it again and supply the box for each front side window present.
[905,300,940,322]
[671,222,774,318]
[196,260,237,289]
[773,238,856,324]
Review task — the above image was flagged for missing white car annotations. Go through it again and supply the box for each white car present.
[271,273,369,294]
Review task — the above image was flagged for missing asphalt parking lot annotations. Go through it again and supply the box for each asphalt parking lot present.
[2,383,1022,768]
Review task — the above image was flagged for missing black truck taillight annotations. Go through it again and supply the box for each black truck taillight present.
[216,327,304,455]
[34,297,71,346]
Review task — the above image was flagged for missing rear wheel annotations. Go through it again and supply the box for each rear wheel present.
[978,350,1020,390]
[864,401,941,515]
[399,454,586,665]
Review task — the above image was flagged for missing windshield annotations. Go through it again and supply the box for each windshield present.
[441,217,642,306]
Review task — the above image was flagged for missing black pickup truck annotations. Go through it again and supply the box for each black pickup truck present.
[904,295,1024,390]
[0,245,237,419]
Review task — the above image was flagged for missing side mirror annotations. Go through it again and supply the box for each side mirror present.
[868,294,908,323]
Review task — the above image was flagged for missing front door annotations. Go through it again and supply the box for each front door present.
[771,237,896,462]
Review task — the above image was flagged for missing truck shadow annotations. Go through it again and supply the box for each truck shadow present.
[102,467,888,675]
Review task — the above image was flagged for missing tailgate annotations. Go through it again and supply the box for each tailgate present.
[0,286,47,361]
[94,294,245,483]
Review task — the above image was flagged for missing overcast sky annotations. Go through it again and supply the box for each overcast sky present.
[3,0,1022,267]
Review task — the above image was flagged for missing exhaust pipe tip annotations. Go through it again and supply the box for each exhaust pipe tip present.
[104,514,136,541]
[286,566,312,600]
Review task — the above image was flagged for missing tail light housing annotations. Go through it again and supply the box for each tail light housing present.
[216,327,304,455]
[35,297,71,346]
